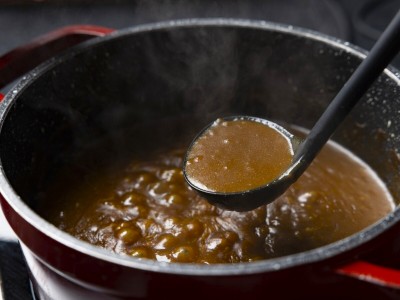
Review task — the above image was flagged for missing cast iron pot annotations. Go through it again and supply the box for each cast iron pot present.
[1,19,400,299]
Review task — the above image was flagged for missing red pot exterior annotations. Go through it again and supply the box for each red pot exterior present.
[0,25,114,89]
[2,176,400,299]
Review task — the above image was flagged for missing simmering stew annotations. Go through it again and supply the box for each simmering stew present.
[41,129,394,263]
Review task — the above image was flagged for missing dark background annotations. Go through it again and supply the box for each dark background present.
[1,0,400,67]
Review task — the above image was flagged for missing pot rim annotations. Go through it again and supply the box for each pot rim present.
[1,18,400,276]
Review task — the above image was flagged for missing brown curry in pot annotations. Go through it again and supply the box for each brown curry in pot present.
[40,125,394,264]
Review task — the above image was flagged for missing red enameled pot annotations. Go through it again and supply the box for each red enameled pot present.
[1,19,400,299]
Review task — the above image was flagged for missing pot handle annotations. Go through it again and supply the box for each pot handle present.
[336,260,400,288]
[0,25,115,91]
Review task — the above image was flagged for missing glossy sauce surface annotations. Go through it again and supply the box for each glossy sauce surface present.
[41,137,394,263]
[185,119,294,192]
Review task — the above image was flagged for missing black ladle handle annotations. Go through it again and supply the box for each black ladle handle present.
[294,9,400,169]
[184,11,400,212]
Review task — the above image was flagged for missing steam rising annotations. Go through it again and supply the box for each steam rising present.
[142,25,239,118]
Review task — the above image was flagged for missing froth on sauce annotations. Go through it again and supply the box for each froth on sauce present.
[40,127,395,263]
[185,118,294,193]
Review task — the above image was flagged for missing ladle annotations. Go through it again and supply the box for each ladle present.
[183,10,400,211]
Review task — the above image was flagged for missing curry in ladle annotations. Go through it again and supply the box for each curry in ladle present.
[184,117,294,193]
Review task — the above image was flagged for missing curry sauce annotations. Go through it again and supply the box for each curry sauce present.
[185,118,294,192]
[41,134,394,263]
